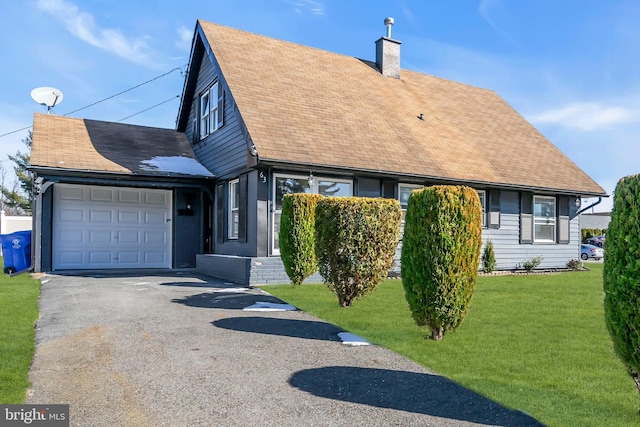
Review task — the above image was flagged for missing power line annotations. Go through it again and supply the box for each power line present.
[0,66,185,139]
[117,95,179,122]
[0,125,32,139]
[62,67,182,117]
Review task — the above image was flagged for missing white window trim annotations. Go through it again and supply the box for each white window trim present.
[533,195,556,243]
[199,82,222,139]
[228,179,239,240]
[271,173,353,255]
[398,184,423,206]
[398,184,423,224]
[477,190,486,228]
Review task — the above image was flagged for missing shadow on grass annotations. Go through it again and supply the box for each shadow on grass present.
[213,316,343,342]
[289,366,543,426]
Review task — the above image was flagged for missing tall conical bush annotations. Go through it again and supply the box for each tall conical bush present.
[401,185,482,340]
[279,193,322,285]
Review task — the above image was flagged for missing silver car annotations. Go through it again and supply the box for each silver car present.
[581,244,604,260]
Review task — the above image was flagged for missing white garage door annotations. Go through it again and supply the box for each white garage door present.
[53,184,172,270]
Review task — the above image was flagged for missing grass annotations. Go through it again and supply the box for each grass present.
[0,259,41,404]
[262,263,640,427]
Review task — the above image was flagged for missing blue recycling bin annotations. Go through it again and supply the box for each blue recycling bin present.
[1,230,32,274]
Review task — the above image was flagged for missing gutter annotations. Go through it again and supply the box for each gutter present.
[258,159,608,198]
[576,197,603,215]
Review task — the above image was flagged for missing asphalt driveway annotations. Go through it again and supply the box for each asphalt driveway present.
[27,272,542,426]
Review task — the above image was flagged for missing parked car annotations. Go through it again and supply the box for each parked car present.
[585,235,605,247]
[581,244,604,260]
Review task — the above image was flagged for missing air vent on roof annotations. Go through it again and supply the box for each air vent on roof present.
[384,17,394,38]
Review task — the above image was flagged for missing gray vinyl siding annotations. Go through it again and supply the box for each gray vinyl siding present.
[188,51,248,179]
[213,170,260,257]
[481,190,581,269]
[392,189,582,272]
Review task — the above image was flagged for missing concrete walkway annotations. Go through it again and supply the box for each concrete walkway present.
[28,272,542,426]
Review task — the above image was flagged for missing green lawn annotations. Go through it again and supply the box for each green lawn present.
[0,261,41,404]
[263,263,639,427]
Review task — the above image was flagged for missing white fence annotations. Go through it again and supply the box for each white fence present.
[0,210,32,256]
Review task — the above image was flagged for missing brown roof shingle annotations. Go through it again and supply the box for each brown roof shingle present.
[199,20,605,195]
[31,114,212,177]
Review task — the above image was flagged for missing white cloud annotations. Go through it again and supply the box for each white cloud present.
[36,0,156,66]
[530,102,635,131]
[284,0,325,15]
[175,26,192,52]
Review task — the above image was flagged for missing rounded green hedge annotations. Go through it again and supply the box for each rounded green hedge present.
[279,193,323,285]
[401,185,482,340]
[315,197,401,307]
[603,174,640,393]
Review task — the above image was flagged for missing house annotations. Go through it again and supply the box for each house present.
[29,19,607,283]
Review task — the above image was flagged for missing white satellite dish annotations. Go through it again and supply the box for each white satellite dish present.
[30,87,64,113]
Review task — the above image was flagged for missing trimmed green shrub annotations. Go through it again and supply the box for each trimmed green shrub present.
[481,240,496,273]
[401,185,482,340]
[603,174,640,399]
[521,256,543,272]
[315,197,401,307]
[279,193,323,285]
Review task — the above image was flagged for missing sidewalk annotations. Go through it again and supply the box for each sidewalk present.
[27,272,542,426]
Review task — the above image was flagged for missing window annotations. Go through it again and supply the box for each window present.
[477,190,486,227]
[228,179,239,239]
[533,195,556,242]
[271,174,352,254]
[199,82,224,138]
[398,184,422,223]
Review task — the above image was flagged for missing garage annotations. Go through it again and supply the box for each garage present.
[53,183,172,270]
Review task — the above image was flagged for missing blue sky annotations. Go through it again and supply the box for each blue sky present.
[1,0,637,212]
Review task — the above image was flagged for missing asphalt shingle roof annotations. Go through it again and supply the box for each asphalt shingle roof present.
[31,114,212,177]
[198,20,605,195]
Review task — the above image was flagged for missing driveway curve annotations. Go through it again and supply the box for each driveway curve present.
[28,272,542,426]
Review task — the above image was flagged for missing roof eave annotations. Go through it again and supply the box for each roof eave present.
[258,158,607,198]
[29,165,216,181]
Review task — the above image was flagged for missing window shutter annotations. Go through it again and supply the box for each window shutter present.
[238,174,248,243]
[382,180,396,199]
[217,84,224,129]
[520,192,533,244]
[488,190,501,229]
[216,183,225,244]
[557,196,570,244]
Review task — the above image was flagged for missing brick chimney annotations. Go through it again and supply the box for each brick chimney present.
[375,17,401,79]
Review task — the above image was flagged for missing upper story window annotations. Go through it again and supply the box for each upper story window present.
[199,81,224,139]
[533,195,556,242]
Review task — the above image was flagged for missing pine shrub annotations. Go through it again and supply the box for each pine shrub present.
[401,185,482,340]
[481,240,496,273]
[603,174,640,399]
[315,197,401,307]
[279,193,323,285]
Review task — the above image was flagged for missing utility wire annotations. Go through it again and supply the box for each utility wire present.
[62,67,182,117]
[0,66,184,139]
[117,95,179,122]
[0,125,33,139]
